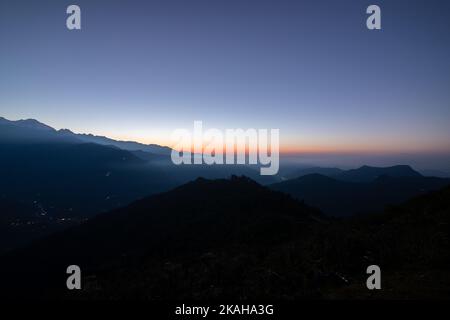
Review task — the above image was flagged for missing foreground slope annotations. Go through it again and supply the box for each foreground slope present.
[0,176,321,299]
[2,177,449,299]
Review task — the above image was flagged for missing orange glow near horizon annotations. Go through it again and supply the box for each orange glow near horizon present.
[106,133,450,156]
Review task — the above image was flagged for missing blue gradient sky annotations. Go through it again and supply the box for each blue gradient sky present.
[1,1,450,164]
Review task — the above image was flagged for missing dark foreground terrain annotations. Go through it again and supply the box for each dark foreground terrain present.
[1,176,449,300]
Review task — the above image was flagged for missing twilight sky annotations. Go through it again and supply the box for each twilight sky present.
[1,0,450,164]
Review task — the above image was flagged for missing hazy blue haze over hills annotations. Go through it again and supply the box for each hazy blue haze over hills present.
[0,116,277,219]
[2,116,449,220]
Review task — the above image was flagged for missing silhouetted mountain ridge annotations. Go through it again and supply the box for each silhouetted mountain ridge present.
[0,117,79,144]
[286,167,344,180]
[337,165,422,182]
[0,116,172,155]
[270,171,450,216]
[287,165,422,182]
[58,128,172,156]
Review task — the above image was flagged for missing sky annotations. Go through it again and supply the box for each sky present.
[1,0,450,169]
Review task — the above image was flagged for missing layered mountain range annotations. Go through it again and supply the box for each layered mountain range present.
[1,116,449,256]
